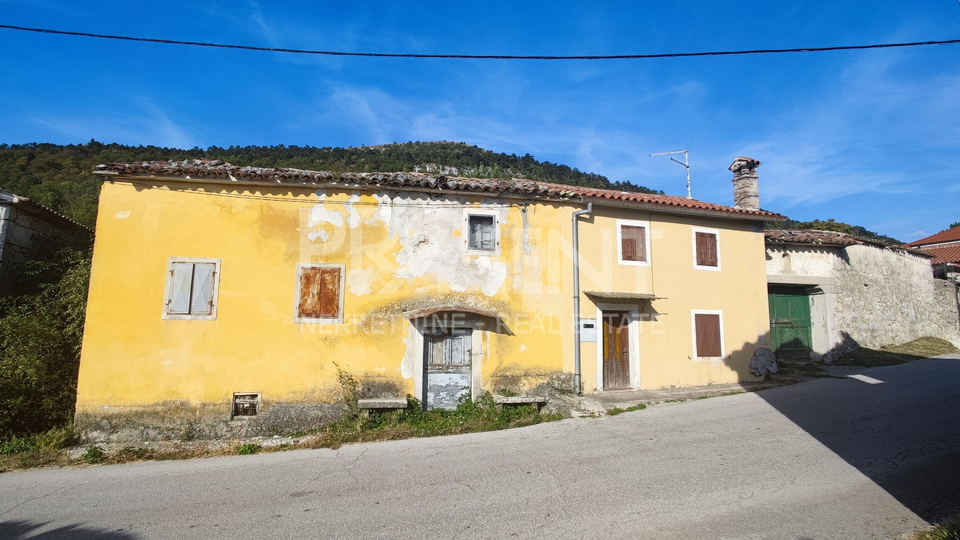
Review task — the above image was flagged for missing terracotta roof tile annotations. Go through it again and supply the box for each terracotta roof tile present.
[93,160,786,222]
[915,244,960,265]
[765,229,860,246]
[908,225,960,246]
[765,229,930,257]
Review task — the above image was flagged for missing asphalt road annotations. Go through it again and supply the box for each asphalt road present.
[3,356,960,540]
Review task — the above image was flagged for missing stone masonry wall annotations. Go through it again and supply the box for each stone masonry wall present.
[833,245,960,349]
[0,203,91,295]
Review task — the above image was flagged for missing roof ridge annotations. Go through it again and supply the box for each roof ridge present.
[94,160,786,222]
[908,225,960,246]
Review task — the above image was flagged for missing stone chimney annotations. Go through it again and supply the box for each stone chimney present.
[729,156,760,210]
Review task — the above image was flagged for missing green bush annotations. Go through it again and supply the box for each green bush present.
[0,249,90,440]
[82,445,105,462]
[0,426,75,455]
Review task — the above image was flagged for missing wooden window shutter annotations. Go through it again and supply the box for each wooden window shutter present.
[168,262,194,314]
[621,225,646,262]
[299,266,341,319]
[317,267,341,318]
[695,314,722,357]
[696,232,718,267]
[190,263,217,316]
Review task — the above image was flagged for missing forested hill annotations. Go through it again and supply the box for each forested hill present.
[0,140,661,228]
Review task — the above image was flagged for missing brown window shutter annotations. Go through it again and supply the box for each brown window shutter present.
[298,267,322,318]
[696,232,718,266]
[298,267,341,319]
[695,314,722,357]
[318,267,341,319]
[621,225,646,262]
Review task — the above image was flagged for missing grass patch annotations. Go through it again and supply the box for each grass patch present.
[607,404,647,416]
[303,394,564,450]
[837,337,958,367]
[913,519,960,540]
[0,394,565,471]
[0,426,77,471]
[238,443,262,455]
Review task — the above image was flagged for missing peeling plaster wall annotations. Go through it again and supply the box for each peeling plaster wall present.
[374,192,509,296]
[765,245,835,277]
[77,178,775,441]
[76,182,569,441]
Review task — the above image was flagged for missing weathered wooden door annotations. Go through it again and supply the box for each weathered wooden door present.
[423,329,472,410]
[768,287,813,360]
[602,311,631,390]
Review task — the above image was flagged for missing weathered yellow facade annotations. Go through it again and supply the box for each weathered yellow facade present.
[75,163,779,441]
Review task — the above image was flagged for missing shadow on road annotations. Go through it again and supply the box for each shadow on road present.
[0,520,140,540]
[756,357,960,525]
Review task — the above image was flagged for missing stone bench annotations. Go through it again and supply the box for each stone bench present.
[357,398,408,415]
[492,395,548,412]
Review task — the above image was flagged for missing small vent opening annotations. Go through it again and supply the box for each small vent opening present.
[233,393,260,418]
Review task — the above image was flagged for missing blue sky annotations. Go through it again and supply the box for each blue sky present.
[2,1,959,241]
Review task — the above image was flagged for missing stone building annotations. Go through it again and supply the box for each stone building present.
[722,158,959,362]
[908,225,960,282]
[0,190,92,295]
[765,229,960,361]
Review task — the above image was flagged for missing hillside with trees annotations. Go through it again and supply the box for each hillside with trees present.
[0,140,661,229]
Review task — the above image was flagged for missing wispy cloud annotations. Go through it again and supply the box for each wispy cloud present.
[24,100,196,148]
[722,50,960,210]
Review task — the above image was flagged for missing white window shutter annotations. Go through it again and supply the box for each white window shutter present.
[190,263,216,316]
[168,262,194,314]
[478,222,494,250]
[470,221,481,248]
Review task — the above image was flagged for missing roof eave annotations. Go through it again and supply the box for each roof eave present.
[586,198,785,223]
[98,170,785,222]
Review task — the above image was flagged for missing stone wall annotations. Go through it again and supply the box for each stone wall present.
[835,245,959,348]
[931,279,960,345]
[0,202,91,295]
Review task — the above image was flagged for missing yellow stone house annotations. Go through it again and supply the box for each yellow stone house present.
[75,158,783,441]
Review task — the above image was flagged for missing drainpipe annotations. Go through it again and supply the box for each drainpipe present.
[572,202,593,395]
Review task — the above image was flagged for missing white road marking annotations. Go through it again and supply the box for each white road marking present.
[849,374,884,384]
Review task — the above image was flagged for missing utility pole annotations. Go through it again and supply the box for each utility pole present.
[649,149,691,199]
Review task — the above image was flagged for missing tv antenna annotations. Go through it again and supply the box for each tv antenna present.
[649,149,691,199]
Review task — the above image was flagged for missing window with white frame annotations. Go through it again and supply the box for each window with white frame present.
[692,227,721,270]
[465,211,500,254]
[617,219,651,265]
[691,310,724,360]
[163,258,220,320]
[294,263,344,323]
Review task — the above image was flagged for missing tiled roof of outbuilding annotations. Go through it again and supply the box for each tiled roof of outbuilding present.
[916,244,960,265]
[765,229,930,257]
[0,190,92,232]
[765,229,860,246]
[93,160,786,222]
[908,226,960,247]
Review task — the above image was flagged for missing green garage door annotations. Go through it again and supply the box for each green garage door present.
[768,286,813,361]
